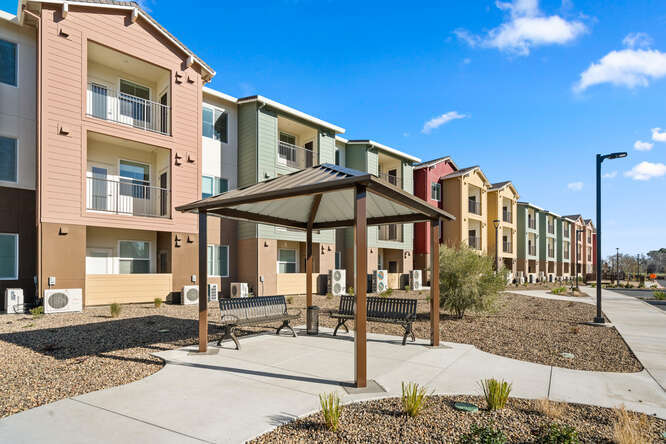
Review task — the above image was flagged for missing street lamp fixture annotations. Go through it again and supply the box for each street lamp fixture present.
[595,151,628,324]
[493,219,500,271]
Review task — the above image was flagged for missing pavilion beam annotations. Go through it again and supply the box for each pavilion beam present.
[312,214,434,230]
[209,208,307,230]
[354,184,367,388]
[306,194,323,321]
[430,218,440,347]
[198,210,208,353]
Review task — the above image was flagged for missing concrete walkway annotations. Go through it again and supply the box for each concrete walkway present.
[512,287,666,391]
[1,324,665,444]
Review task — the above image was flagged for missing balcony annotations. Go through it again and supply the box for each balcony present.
[87,177,170,218]
[502,208,512,223]
[376,172,402,188]
[547,223,555,235]
[378,224,403,242]
[278,140,315,170]
[548,247,555,258]
[468,198,481,215]
[528,217,536,230]
[468,236,481,250]
[503,241,512,253]
[528,244,537,256]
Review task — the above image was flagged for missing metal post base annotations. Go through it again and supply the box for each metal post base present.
[593,316,605,324]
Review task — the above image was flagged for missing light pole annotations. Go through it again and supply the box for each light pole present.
[595,151,628,324]
[493,219,500,271]
[616,247,620,286]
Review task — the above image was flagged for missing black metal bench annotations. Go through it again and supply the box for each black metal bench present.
[330,295,417,345]
[217,296,300,350]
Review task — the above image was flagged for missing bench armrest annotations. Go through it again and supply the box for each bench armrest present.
[220,314,240,324]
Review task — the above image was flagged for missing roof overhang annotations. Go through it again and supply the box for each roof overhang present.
[518,201,545,211]
[237,95,345,134]
[346,140,421,163]
[414,156,459,171]
[202,87,237,104]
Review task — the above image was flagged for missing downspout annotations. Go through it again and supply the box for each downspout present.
[256,101,266,295]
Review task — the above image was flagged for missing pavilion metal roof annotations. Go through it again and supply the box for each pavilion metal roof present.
[177,164,455,229]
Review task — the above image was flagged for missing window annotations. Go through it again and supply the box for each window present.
[120,79,150,99]
[0,136,17,182]
[277,249,297,273]
[335,251,342,269]
[202,106,228,142]
[431,182,441,201]
[202,176,228,199]
[0,39,17,86]
[207,245,228,277]
[335,149,340,166]
[119,80,150,123]
[119,160,150,199]
[0,233,18,279]
[119,240,150,274]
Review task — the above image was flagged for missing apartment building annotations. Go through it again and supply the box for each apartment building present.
[234,95,343,296]
[336,137,419,289]
[558,217,573,279]
[539,211,559,281]
[487,181,519,275]
[563,214,591,280]
[0,11,37,301]
[584,219,596,279]
[517,202,541,282]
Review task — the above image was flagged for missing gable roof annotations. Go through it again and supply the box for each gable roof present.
[442,165,490,186]
[518,201,544,211]
[18,0,215,79]
[563,214,584,223]
[414,156,458,171]
[346,140,421,163]
[489,181,520,199]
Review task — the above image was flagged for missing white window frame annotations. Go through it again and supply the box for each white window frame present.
[202,175,228,199]
[0,233,18,280]
[118,78,151,101]
[202,104,229,143]
[118,240,151,274]
[0,38,18,88]
[0,135,18,184]
[207,244,229,277]
[277,248,298,274]
[431,182,441,201]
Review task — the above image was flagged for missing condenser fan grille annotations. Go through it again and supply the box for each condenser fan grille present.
[333,283,342,293]
[333,270,342,280]
[186,288,198,302]
[48,292,69,310]
[232,286,238,296]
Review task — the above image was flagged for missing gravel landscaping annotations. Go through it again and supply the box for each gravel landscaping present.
[250,395,666,443]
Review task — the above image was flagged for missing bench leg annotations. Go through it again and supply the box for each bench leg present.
[276,320,297,338]
[333,319,348,336]
[217,325,241,350]
[402,323,415,346]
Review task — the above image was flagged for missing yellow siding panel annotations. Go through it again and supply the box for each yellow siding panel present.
[85,274,172,305]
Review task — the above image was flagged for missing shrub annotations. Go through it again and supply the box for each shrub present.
[480,378,512,410]
[536,423,580,443]
[401,382,428,417]
[286,296,294,305]
[590,283,596,288]
[551,286,566,295]
[438,245,507,319]
[110,303,121,318]
[612,407,649,444]
[348,287,354,296]
[319,392,342,432]
[535,398,565,419]
[154,297,163,308]
[379,288,393,298]
[404,285,411,292]
[459,423,507,444]
[30,306,44,318]
[653,291,665,301]
[326,292,333,300]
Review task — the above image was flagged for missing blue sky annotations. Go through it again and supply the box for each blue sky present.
[2,0,664,257]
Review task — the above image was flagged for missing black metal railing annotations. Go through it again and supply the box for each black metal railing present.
[468,236,481,250]
[502,208,512,223]
[503,241,512,253]
[528,218,536,230]
[528,244,537,256]
[378,224,403,242]
[468,198,481,215]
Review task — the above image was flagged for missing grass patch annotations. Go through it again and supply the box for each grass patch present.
[535,398,565,420]
[29,306,44,319]
[612,406,650,444]
[109,303,121,318]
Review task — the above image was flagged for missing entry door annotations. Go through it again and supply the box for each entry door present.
[159,92,168,134]
[304,141,314,167]
[86,248,112,274]
[87,166,111,212]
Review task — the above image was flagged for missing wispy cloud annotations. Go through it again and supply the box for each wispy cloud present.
[622,32,653,49]
[624,161,666,181]
[454,0,587,56]
[634,140,654,151]
[567,181,584,191]
[573,34,666,92]
[602,171,617,179]
[652,127,666,142]
[421,111,468,134]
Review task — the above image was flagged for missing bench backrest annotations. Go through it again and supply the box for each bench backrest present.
[337,295,417,321]
[219,295,287,321]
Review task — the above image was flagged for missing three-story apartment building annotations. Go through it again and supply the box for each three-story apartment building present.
[564,215,586,280]
[487,181,519,275]
[557,217,573,279]
[517,202,541,282]
[539,211,559,281]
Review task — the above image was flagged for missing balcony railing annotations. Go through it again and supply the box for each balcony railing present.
[548,247,555,258]
[378,224,403,242]
[376,172,402,188]
[503,241,512,253]
[86,177,170,218]
[87,82,170,135]
[468,198,481,215]
[547,223,555,235]
[468,236,481,250]
[528,244,537,256]
[528,218,536,230]
[278,141,315,169]
[502,208,512,223]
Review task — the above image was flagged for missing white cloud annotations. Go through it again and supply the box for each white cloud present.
[454,0,587,56]
[574,34,666,92]
[634,140,654,151]
[624,161,666,181]
[567,181,584,191]
[602,171,617,179]
[622,32,653,49]
[652,127,666,142]
[421,111,468,134]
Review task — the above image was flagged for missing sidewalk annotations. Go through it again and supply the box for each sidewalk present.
[1,325,665,444]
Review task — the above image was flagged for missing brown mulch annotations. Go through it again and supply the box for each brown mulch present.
[250,395,666,443]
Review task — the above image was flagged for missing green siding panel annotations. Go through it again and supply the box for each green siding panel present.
[237,103,257,189]
[318,131,335,164]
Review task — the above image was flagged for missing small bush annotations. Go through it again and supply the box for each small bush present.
[30,306,44,318]
[551,286,566,295]
[653,291,665,301]
[624,283,634,289]
[459,423,507,444]
[536,423,580,443]
[401,382,428,417]
[590,283,596,288]
[154,297,163,308]
[535,398,565,419]
[404,285,411,292]
[319,392,342,432]
[613,407,649,444]
[326,292,333,300]
[480,378,512,410]
[110,303,121,318]
[379,288,393,298]
[348,287,354,296]
[286,296,293,305]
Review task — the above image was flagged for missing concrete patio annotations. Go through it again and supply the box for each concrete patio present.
[1,324,665,444]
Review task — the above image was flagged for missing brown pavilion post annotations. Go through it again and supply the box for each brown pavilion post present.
[198,210,208,353]
[430,218,440,347]
[354,184,367,388]
[306,194,322,325]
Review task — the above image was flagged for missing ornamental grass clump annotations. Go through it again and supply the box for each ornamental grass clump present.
[480,378,512,410]
[401,382,428,417]
[154,297,163,308]
[319,392,342,432]
[110,303,121,318]
[612,406,649,444]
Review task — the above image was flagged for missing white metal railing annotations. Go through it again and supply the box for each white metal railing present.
[378,224,403,242]
[376,172,402,188]
[87,82,170,135]
[86,177,170,218]
[277,141,316,169]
